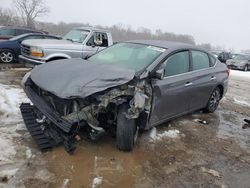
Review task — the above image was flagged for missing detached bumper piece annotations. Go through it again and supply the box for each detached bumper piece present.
[20,103,54,151]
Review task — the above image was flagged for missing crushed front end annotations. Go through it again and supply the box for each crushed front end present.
[20,73,152,154]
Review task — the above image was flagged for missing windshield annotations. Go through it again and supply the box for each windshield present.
[89,43,165,72]
[234,54,248,61]
[63,29,89,43]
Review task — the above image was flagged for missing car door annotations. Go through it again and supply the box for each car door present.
[187,50,217,111]
[149,50,192,126]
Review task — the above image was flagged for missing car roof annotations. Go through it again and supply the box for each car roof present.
[74,26,109,33]
[10,33,58,41]
[0,26,36,30]
[0,26,47,33]
[18,33,55,37]
[126,40,194,50]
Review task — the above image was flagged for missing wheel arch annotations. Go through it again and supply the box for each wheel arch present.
[0,48,17,58]
[47,56,68,62]
[216,84,224,99]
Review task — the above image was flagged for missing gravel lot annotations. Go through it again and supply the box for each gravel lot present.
[0,63,249,188]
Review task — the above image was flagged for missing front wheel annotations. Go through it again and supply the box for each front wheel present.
[116,103,138,151]
[204,87,221,113]
[0,50,15,63]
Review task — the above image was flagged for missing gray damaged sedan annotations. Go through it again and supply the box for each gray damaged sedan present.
[20,40,229,153]
[226,54,250,71]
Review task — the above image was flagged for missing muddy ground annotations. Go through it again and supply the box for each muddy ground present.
[0,63,250,188]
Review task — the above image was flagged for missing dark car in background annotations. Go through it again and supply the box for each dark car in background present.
[0,26,47,40]
[0,33,60,63]
[20,40,229,153]
[226,54,250,71]
[217,51,233,63]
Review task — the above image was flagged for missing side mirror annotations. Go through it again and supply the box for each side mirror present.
[154,68,165,80]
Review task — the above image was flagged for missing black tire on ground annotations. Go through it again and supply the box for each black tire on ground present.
[0,49,15,63]
[243,65,248,72]
[116,103,137,151]
[204,87,222,113]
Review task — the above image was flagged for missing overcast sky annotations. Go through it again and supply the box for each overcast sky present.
[1,0,250,51]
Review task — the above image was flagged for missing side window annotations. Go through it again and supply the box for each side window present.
[163,51,189,77]
[209,55,216,67]
[192,51,210,70]
[0,28,15,35]
[86,32,109,47]
[16,29,26,35]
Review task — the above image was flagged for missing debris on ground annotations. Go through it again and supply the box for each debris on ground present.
[194,118,208,125]
[61,178,70,188]
[242,119,250,129]
[201,167,221,178]
[91,176,103,188]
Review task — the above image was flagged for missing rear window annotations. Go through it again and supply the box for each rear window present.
[192,51,210,70]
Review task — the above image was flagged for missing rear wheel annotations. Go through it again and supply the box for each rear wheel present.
[0,50,14,63]
[116,103,138,151]
[204,87,221,113]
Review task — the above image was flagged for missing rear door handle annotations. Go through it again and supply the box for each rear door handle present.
[185,82,193,87]
[210,76,216,81]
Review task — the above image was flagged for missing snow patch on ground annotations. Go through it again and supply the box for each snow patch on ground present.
[149,127,181,141]
[230,70,250,79]
[0,136,16,164]
[0,83,32,184]
[92,176,103,188]
[0,83,29,124]
[233,98,250,107]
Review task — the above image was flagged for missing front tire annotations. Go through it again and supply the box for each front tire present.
[204,87,221,113]
[0,50,15,63]
[116,103,138,151]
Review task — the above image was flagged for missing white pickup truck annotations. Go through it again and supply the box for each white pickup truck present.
[19,27,113,65]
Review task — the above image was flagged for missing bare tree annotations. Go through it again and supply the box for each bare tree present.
[13,0,49,28]
[0,8,21,26]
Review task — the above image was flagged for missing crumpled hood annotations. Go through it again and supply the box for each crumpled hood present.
[30,59,135,99]
[22,39,83,51]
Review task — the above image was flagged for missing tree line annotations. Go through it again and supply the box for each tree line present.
[0,0,239,52]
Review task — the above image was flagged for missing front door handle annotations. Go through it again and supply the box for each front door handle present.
[210,76,216,81]
[185,82,193,87]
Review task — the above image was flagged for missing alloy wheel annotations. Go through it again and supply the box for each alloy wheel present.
[209,89,221,111]
[0,51,14,63]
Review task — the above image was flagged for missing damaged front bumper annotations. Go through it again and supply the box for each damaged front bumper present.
[22,84,73,133]
[20,83,78,154]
